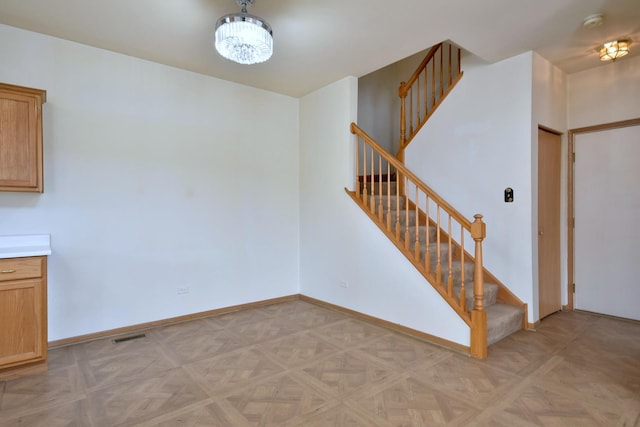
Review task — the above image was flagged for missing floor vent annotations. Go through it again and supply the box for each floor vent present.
[112,333,146,344]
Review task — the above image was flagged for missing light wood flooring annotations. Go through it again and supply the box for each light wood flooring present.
[0,300,638,426]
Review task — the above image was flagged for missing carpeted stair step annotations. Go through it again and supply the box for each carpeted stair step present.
[385,209,418,227]
[406,225,437,244]
[371,195,404,209]
[417,242,452,266]
[486,303,525,345]
[454,282,499,311]
[361,181,398,195]
[436,260,499,310]
[439,260,474,284]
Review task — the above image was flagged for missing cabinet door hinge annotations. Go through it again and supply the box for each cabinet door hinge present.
[572,152,576,162]
[572,283,576,293]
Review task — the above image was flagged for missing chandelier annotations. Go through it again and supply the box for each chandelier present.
[599,39,631,62]
[215,0,273,65]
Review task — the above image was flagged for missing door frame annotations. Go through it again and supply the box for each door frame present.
[567,117,640,310]
[537,126,562,319]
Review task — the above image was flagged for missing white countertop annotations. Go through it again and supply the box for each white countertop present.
[0,234,51,258]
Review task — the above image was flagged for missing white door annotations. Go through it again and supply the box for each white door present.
[574,125,640,320]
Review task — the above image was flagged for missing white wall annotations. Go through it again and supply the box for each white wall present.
[0,25,300,341]
[405,52,536,321]
[299,77,469,346]
[532,53,568,311]
[568,55,640,128]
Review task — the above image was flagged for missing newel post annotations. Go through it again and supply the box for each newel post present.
[470,214,487,359]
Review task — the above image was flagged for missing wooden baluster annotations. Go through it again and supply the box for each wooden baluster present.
[414,188,420,260]
[436,206,442,285]
[424,68,428,119]
[448,43,453,86]
[386,162,392,231]
[409,88,414,136]
[447,215,454,296]
[404,178,410,250]
[440,45,444,98]
[459,227,466,310]
[377,156,383,220]
[370,147,375,213]
[399,81,406,152]
[395,173,401,239]
[362,143,368,207]
[424,197,431,273]
[431,57,436,109]
[355,137,361,198]
[416,74,421,128]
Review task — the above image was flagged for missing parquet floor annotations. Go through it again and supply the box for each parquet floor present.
[0,300,638,426]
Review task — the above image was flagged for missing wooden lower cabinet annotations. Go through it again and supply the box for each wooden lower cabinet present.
[0,256,47,380]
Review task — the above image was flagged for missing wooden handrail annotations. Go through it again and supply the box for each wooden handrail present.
[351,122,471,230]
[398,42,464,155]
[400,44,441,97]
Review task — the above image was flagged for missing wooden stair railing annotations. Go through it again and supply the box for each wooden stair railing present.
[347,122,488,358]
[397,42,463,163]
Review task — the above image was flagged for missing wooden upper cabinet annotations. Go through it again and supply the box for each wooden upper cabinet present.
[0,83,47,192]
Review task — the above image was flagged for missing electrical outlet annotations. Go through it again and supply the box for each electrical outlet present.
[339,280,349,288]
[176,286,190,295]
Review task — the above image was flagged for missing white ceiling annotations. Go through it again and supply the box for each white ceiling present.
[1,0,639,97]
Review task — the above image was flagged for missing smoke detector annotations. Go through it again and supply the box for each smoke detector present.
[583,14,604,29]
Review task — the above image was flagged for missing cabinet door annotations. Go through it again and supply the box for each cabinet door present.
[0,279,46,367]
[0,84,45,192]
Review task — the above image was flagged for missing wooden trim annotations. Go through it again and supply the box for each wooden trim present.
[567,117,640,312]
[0,82,47,102]
[538,124,563,135]
[48,294,299,348]
[527,320,541,330]
[570,118,640,135]
[470,309,487,358]
[567,130,575,310]
[574,309,640,324]
[0,359,47,381]
[299,295,471,355]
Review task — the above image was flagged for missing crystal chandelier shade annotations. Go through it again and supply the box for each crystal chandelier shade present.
[215,0,273,65]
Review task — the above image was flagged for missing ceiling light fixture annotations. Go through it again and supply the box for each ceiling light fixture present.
[215,0,273,65]
[599,39,631,62]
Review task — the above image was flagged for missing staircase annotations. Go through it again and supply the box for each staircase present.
[347,42,526,358]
